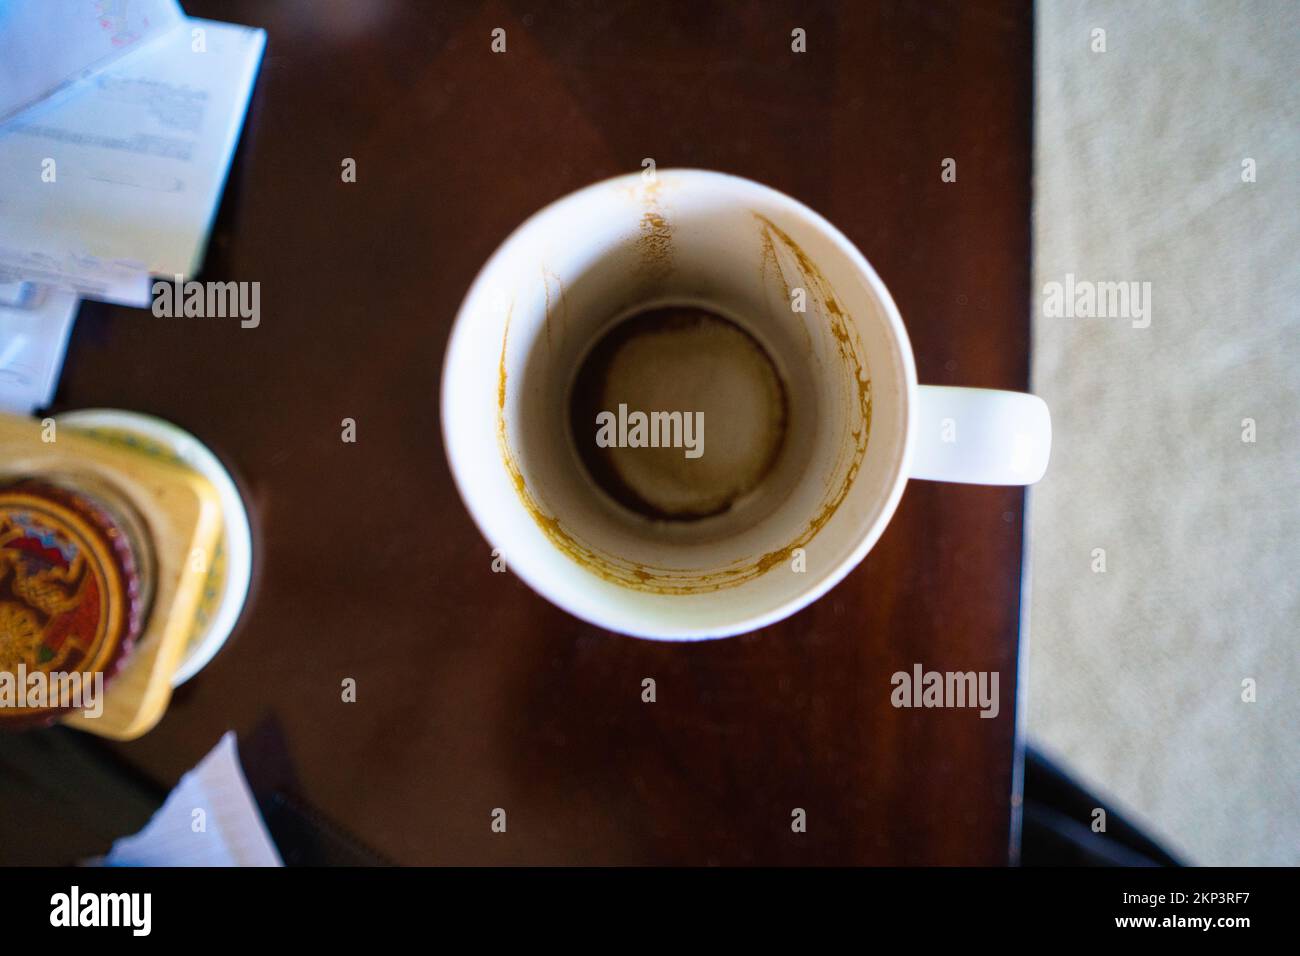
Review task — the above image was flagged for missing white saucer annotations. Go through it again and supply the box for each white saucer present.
[57,409,253,685]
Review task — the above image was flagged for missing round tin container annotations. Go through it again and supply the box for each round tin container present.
[0,478,148,725]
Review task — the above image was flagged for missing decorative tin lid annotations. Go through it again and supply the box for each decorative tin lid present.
[0,479,145,727]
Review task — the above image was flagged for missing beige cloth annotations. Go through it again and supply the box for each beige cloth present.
[1030,0,1299,865]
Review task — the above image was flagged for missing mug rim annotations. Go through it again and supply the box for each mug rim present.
[441,168,919,639]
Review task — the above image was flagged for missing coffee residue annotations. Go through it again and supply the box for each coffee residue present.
[493,203,872,595]
[569,306,788,521]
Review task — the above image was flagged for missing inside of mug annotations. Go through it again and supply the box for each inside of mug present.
[452,171,910,634]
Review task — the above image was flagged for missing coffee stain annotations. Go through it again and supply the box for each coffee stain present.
[716,215,872,584]
[621,174,664,203]
[757,224,789,300]
[570,306,788,522]
[496,303,657,589]
[497,303,511,412]
[756,214,873,421]
[542,267,568,350]
[638,210,672,276]
[491,205,872,596]
[759,221,814,353]
[636,178,674,280]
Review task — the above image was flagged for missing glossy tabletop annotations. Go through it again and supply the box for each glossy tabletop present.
[52,0,1033,865]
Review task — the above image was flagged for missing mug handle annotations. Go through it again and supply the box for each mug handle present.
[909,385,1051,485]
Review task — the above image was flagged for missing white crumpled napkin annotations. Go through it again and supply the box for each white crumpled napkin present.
[104,732,283,867]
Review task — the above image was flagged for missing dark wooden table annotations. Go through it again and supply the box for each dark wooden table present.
[49,0,1032,865]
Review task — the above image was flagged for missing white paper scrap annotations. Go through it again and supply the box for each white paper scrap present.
[0,17,267,305]
[104,732,284,867]
[0,285,81,414]
[0,0,185,126]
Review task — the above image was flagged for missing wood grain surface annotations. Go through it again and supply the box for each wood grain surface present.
[50,0,1033,865]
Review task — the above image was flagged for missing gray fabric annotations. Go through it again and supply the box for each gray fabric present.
[1029,0,1299,865]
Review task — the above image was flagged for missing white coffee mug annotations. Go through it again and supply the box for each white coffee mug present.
[442,170,1050,640]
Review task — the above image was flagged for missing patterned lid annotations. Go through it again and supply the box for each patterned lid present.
[0,479,145,727]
